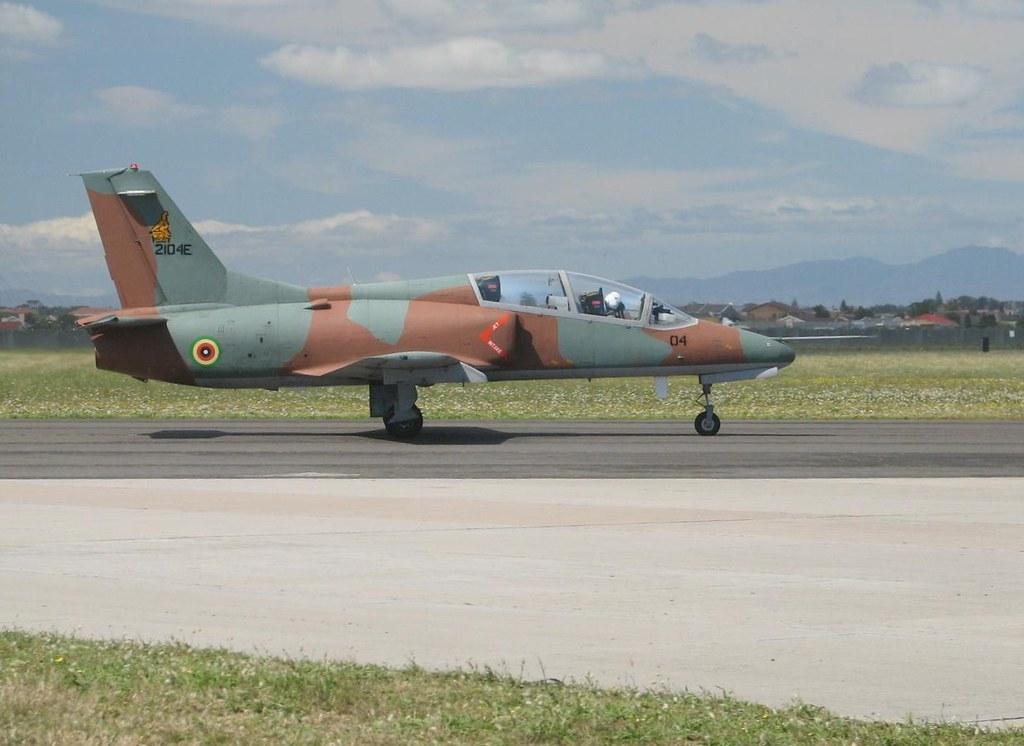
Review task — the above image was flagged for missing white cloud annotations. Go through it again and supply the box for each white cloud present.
[956,0,1024,19]
[312,109,768,210]
[757,196,886,220]
[0,2,62,44]
[217,104,286,141]
[0,208,447,274]
[90,88,287,141]
[949,142,1024,181]
[535,0,1024,155]
[262,37,612,90]
[0,213,100,273]
[192,219,267,235]
[201,210,449,263]
[0,213,98,248]
[47,0,1024,185]
[173,0,289,5]
[94,86,205,127]
[93,0,607,44]
[491,163,764,211]
[692,32,785,65]
[855,61,986,108]
[194,210,448,254]
[382,0,589,32]
[333,110,494,192]
[293,210,446,241]
[91,0,1024,162]
[196,211,446,242]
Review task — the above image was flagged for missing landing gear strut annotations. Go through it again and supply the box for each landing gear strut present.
[694,383,721,436]
[370,382,424,439]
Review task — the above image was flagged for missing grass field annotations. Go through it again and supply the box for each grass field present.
[1,348,1022,420]
[0,631,1015,745]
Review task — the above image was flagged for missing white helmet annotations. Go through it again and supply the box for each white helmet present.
[605,291,621,308]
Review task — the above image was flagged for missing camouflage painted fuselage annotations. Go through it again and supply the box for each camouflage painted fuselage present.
[77,166,793,391]
[86,274,793,388]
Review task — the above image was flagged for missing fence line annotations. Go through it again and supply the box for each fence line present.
[759,325,1022,350]
[1,330,92,349]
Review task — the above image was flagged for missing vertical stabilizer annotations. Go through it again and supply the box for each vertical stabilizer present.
[81,166,228,307]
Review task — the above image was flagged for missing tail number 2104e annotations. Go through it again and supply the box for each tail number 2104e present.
[154,243,193,256]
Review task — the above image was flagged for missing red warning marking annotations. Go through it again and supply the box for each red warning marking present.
[479,313,511,359]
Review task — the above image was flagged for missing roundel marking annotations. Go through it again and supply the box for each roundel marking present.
[191,337,221,366]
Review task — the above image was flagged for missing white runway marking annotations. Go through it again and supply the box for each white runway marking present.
[257,472,361,478]
[1,478,1022,724]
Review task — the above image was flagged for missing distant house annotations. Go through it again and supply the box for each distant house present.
[0,317,24,331]
[3,307,33,324]
[905,313,958,327]
[706,303,743,323]
[776,314,806,329]
[682,302,743,324]
[745,301,794,322]
[855,314,902,330]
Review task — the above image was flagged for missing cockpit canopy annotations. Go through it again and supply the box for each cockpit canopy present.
[471,270,695,328]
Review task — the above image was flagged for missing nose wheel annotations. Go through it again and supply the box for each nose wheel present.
[694,383,721,436]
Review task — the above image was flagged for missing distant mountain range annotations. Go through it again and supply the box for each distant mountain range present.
[3,245,1021,310]
[628,246,1024,306]
[0,287,117,309]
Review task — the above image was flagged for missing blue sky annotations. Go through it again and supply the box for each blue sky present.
[2,0,1024,300]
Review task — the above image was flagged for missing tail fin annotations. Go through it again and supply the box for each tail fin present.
[80,165,305,308]
[81,166,227,307]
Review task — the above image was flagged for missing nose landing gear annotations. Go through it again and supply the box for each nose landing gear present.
[694,383,721,436]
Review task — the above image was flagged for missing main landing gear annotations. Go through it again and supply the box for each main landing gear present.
[694,383,721,436]
[384,405,423,438]
[371,382,424,439]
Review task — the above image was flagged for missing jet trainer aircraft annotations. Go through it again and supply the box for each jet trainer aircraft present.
[78,165,794,437]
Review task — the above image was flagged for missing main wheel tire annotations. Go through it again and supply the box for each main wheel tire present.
[383,405,424,439]
[694,411,721,436]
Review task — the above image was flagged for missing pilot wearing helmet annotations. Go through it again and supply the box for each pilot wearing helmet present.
[605,291,627,319]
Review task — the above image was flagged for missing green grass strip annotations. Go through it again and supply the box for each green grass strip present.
[0,630,1016,745]
[2,349,1023,420]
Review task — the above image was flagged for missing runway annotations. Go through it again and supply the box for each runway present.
[4,419,1023,723]
[2,419,1024,478]
[2,477,1023,723]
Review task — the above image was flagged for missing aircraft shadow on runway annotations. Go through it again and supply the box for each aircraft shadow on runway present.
[148,427,514,445]
[147,426,829,446]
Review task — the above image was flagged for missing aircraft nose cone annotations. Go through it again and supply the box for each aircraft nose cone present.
[739,330,796,367]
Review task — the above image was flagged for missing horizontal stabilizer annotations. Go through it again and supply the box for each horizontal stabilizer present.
[77,314,166,330]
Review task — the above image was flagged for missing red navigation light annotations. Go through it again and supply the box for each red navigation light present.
[129,162,139,171]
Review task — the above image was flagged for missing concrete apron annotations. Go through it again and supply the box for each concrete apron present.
[1,477,1022,726]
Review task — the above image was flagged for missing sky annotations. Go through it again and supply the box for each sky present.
[2,0,1024,300]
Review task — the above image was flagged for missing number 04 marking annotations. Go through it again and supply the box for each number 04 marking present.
[669,335,687,347]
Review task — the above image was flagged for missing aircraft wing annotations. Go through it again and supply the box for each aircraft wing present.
[292,351,488,385]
